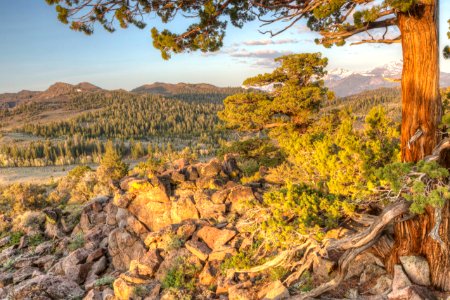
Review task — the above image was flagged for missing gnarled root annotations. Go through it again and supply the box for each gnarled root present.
[290,200,410,299]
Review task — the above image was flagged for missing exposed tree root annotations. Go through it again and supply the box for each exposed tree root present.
[289,200,410,299]
[232,200,410,298]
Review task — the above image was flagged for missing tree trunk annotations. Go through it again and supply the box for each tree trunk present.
[399,1,441,162]
[387,0,450,291]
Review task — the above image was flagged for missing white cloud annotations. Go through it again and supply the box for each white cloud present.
[241,38,300,46]
[228,49,293,59]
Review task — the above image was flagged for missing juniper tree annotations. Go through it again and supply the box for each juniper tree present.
[45,0,448,291]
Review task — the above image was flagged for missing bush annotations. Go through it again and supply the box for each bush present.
[162,258,201,291]
[12,211,45,233]
[254,183,354,247]
[95,275,115,287]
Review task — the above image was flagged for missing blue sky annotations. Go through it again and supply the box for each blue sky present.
[0,1,449,93]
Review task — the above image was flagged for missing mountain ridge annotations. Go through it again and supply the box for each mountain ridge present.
[325,61,450,97]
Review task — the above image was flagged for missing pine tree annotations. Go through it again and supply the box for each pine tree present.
[98,141,128,182]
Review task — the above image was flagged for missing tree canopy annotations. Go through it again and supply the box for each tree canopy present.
[219,53,331,132]
[45,0,413,59]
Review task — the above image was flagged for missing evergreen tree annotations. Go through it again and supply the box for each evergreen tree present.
[98,141,128,182]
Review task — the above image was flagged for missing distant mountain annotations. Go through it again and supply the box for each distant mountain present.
[0,82,103,108]
[325,62,450,97]
[38,82,103,99]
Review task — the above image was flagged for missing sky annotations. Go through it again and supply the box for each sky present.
[0,1,449,93]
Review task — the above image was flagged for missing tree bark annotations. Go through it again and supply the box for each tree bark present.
[399,0,441,162]
[388,1,450,291]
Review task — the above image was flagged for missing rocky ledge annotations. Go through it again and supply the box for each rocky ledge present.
[0,156,441,299]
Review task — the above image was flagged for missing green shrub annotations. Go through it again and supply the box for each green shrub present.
[162,258,201,291]
[256,183,354,247]
[95,275,115,287]
[68,233,85,251]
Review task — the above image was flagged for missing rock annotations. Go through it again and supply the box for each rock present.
[87,248,105,263]
[195,191,227,219]
[113,277,160,300]
[399,256,431,286]
[13,256,38,269]
[228,285,255,300]
[34,241,54,255]
[360,264,387,285]
[0,246,17,265]
[0,273,13,288]
[176,223,197,240]
[196,226,237,250]
[13,267,41,284]
[200,159,222,177]
[209,245,237,261]
[258,280,290,300]
[113,193,135,209]
[228,186,256,213]
[392,265,412,291]
[345,252,383,279]
[102,287,115,300]
[61,248,91,283]
[211,189,230,204]
[127,180,173,231]
[155,248,202,281]
[120,177,148,191]
[34,255,56,271]
[185,240,211,261]
[312,257,335,282]
[388,285,436,300]
[170,196,199,223]
[11,275,84,300]
[369,275,392,295]
[84,289,102,300]
[129,249,162,277]
[108,228,146,271]
[199,261,220,286]
[113,277,135,300]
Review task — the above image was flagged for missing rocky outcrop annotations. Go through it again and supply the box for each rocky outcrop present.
[0,155,441,299]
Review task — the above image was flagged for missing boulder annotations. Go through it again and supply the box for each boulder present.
[170,196,199,223]
[209,245,237,261]
[199,261,220,286]
[83,289,102,300]
[392,265,412,291]
[196,226,237,250]
[11,275,84,300]
[258,280,290,300]
[127,180,173,231]
[388,285,435,300]
[129,249,162,277]
[200,159,222,177]
[108,228,146,271]
[185,240,211,261]
[228,285,255,300]
[228,186,256,213]
[399,256,431,286]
